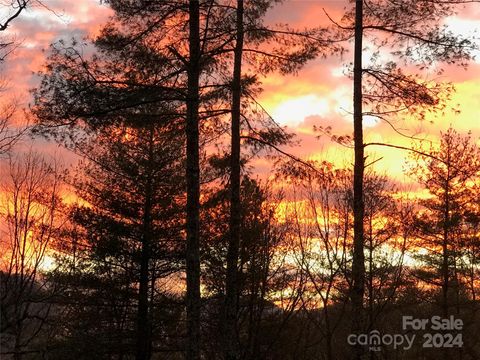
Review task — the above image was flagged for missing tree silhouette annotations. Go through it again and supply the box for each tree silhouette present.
[0,151,64,360]
[324,2,478,357]
[48,122,185,359]
[407,129,480,316]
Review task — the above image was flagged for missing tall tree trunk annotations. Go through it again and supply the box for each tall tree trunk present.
[186,1,201,359]
[351,0,366,359]
[136,127,154,360]
[442,161,450,319]
[368,228,374,360]
[442,167,450,360]
[368,218,373,333]
[225,1,244,359]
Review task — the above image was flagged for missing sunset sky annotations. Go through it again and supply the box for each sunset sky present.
[2,5,480,356]
[3,0,480,187]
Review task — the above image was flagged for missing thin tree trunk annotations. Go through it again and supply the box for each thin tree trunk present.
[225,1,244,359]
[186,1,201,359]
[442,213,449,317]
[368,223,374,360]
[442,165,450,360]
[351,0,366,359]
[324,306,333,360]
[442,163,450,319]
[14,329,22,360]
[136,127,154,360]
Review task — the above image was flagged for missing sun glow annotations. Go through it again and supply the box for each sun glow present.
[270,95,330,126]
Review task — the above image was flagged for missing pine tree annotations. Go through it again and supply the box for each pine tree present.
[49,122,185,359]
[407,128,480,316]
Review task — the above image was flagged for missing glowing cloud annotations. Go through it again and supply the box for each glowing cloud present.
[270,95,330,126]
